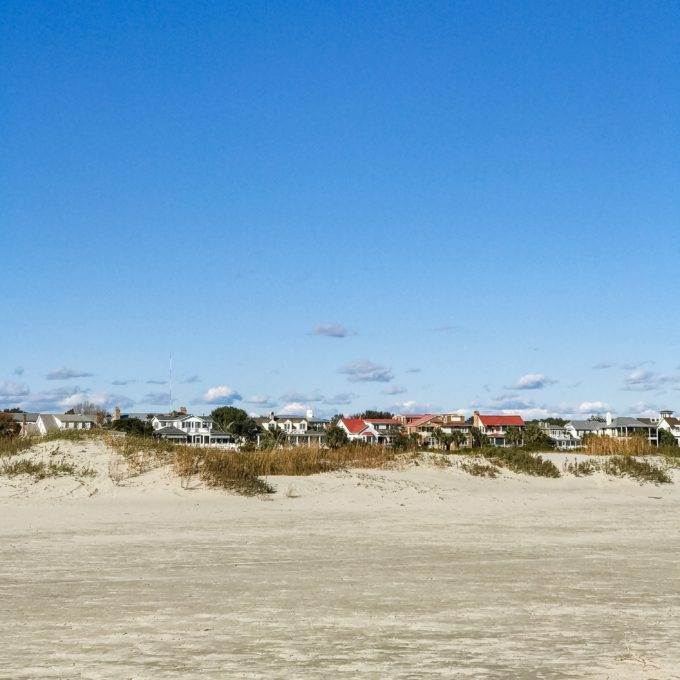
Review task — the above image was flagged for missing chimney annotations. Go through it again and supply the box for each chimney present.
[605,412,612,426]
[306,409,314,420]
[113,406,121,421]
[179,406,187,415]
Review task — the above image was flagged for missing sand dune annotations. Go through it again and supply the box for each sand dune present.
[1,438,679,678]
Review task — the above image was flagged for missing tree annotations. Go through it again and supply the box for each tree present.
[450,430,468,450]
[3,407,23,413]
[407,432,422,450]
[211,406,259,442]
[523,423,554,449]
[505,426,523,447]
[390,430,409,451]
[353,410,394,419]
[470,426,489,448]
[108,417,154,437]
[0,412,19,438]
[258,426,286,450]
[325,425,349,449]
[659,429,678,447]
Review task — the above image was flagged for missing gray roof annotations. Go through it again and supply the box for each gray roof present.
[611,417,656,428]
[9,412,39,423]
[567,420,606,431]
[59,414,97,423]
[38,414,60,433]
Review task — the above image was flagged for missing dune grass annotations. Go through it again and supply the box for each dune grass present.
[0,457,95,481]
[477,447,561,478]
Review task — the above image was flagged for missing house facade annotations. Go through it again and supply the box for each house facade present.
[472,412,526,447]
[36,413,97,436]
[151,414,235,447]
[404,414,471,448]
[337,417,401,444]
[657,410,680,445]
[565,413,658,446]
[537,422,580,450]
[255,410,328,446]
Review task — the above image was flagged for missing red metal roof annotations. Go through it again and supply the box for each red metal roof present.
[478,415,525,427]
[340,417,368,434]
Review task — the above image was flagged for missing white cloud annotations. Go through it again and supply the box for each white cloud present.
[573,401,609,414]
[389,400,437,415]
[312,323,354,338]
[512,373,557,390]
[46,367,93,380]
[279,402,310,415]
[340,360,393,383]
[0,381,30,401]
[61,391,134,411]
[198,386,242,405]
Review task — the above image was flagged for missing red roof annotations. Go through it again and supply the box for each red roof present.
[407,415,437,428]
[478,414,525,427]
[340,417,368,434]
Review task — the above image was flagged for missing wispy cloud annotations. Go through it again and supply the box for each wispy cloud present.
[322,392,358,406]
[143,391,171,405]
[622,370,680,392]
[312,323,354,338]
[620,360,655,370]
[46,367,93,380]
[381,385,407,395]
[180,374,201,384]
[197,386,242,405]
[280,390,324,403]
[340,360,393,383]
[146,379,167,385]
[13,367,24,376]
[405,368,421,374]
[592,361,616,370]
[111,379,135,386]
[511,373,557,390]
[244,395,275,407]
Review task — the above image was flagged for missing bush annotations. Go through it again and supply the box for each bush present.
[479,447,561,478]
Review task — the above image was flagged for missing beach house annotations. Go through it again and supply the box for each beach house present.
[472,412,526,447]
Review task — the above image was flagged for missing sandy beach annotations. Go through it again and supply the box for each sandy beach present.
[1,439,679,679]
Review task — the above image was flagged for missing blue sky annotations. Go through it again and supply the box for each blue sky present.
[2,1,679,418]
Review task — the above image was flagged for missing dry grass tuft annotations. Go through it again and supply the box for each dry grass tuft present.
[584,436,653,456]
[461,460,499,478]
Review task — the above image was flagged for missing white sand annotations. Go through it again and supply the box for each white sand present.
[1,439,679,678]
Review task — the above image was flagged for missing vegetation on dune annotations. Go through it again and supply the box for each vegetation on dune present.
[461,460,499,478]
[562,456,671,484]
[479,447,561,478]
[0,457,95,481]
